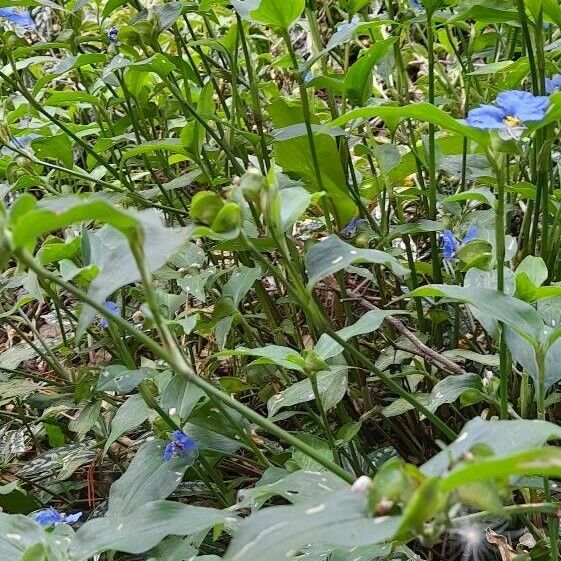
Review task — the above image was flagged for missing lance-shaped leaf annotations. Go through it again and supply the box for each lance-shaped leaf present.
[224,488,401,561]
[408,284,543,341]
[422,417,561,476]
[71,500,231,560]
[332,103,490,146]
[306,235,408,288]
[78,208,191,336]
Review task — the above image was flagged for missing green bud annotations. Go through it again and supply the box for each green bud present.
[240,168,265,204]
[211,202,242,233]
[190,191,224,226]
[301,349,329,375]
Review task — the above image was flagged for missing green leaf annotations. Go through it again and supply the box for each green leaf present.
[223,265,261,307]
[71,500,229,560]
[516,255,548,287]
[20,543,47,561]
[397,477,445,537]
[422,417,561,476]
[441,447,561,491]
[278,186,312,232]
[442,187,496,207]
[315,309,407,360]
[102,0,130,16]
[121,139,186,163]
[190,191,225,226]
[160,376,206,420]
[0,482,41,514]
[306,235,409,288]
[268,99,357,224]
[234,469,349,509]
[106,440,197,516]
[384,374,482,418]
[224,489,401,561]
[78,209,191,336]
[467,60,515,75]
[233,0,304,28]
[97,365,154,393]
[31,134,74,169]
[447,0,518,24]
[44,91,99,107]
[344,39,396,106]
[216,345,305,371]
[38,236,81,265]
[332,103,490,146]
[267,366,348,416]
[408,284,543,341]
[103,395,150,457]
[0,514,45,561]
[51,54,106,75]
[10,196,137,251]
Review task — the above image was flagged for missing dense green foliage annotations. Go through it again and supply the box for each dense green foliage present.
[4,0,561,560]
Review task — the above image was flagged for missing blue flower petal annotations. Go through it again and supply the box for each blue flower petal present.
[546,75,561,94]
[33,508,64,527]
[466,105,506,129]
[7,133,41,150]
[496,90,549,123]
[100,300,120,329]
[462,225,478,244]
[108,27,118,44]
[63,512,82,524]
[163,430,198,461]
[340,218,366,236]
[0,8,35,29]
[163,442,175,461]
[441,230,458,261]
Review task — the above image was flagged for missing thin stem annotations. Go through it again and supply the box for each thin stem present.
[16,250,355,484]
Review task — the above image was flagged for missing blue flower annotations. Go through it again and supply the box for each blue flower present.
[0,8,35,29]
[408,0,423,9]
[99,300,120,329]
[33,508,82,527]
[163,430,197,461]
[108,27,118,44]
[441,226,477,262]
[6,133,41,151]
[341,218,367,237]
[546,75,561,94]
[466,90,549,130]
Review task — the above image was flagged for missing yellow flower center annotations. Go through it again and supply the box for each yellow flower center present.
[403,175,415,187]
[503,115,521,127]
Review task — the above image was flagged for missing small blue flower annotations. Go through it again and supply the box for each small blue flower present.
[7,133,41,151]
[546,75,561,94]
[441,226,477,262]
[0,8,35,29]
[341,218,367,237]
[442,230,457,262]
[466,90,549,130]
[99,300,120,329]
[108,27,118,44]
[33,508,82,527]
[163,430,197,461]
[408,0,423,9]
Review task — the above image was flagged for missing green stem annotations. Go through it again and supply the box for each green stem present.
[492,152,509,420]
[426,10,443,349]
[16,250,355,484]
[237,15,271,172]
[280,28,340,227]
